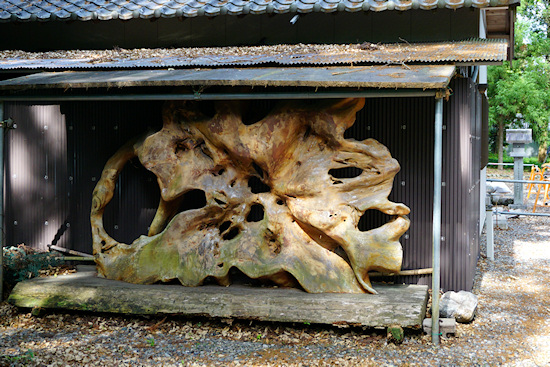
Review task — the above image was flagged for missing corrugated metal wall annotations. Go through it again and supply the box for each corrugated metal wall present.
[5,103,69,251]
[3,78,482,291]
[5,101,163,254]
[347,77,482,291]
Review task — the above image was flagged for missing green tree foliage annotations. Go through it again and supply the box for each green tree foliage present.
[488,0,550,164]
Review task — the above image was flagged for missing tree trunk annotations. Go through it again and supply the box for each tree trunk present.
[538,130,548,164]
[497,120,505,170]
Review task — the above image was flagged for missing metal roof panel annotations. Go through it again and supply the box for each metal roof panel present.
[0,65,456,90]
[0,39,509,70]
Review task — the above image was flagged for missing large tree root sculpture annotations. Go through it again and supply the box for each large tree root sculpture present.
[91,98,410,294]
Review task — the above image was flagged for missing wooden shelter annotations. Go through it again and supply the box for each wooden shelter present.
[0,0,517,339]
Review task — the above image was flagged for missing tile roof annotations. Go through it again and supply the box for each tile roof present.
[0,39,508,70]
[0,0,520,22]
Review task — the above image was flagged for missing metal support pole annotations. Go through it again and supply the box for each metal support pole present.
[431,97,444,346]
[485,206,494,261]
[0,103,4,301]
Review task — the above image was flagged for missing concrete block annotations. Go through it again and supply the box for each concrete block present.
[423,318,456,338]
[493,213,508,229]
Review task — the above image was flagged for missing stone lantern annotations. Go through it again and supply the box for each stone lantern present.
[506,129,532,208]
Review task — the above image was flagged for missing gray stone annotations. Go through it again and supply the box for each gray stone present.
[423,318,456,338]
[439,291,478,323]
[493,213,508,229]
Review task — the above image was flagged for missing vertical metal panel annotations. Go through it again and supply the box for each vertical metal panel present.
[349,97,436,287]
[4,101,162,254]
[349,82,482,291]
[439,77,481,291]
[4,103,69,252]
[62,101,163,254]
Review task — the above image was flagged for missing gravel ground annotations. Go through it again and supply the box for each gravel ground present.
[1,167,549,367]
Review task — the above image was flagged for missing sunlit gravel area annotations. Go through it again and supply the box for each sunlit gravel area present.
[1,168,549,367]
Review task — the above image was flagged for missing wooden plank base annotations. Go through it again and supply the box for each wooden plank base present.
[8,268,428,329]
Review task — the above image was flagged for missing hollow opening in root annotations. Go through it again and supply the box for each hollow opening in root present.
[358,210,392,232]
[248,176,271,194]
[178,189,207,212]
[222,226,240,241]
[246,204,265,222]
[219,221,232,234]
[329,167,364,179]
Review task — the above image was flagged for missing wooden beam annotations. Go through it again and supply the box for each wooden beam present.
[8,268,428,329]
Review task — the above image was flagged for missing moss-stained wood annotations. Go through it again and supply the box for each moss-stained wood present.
[8,270,428,328]
[91,98,410,295]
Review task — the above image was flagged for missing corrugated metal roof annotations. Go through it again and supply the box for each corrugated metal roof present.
[0,0,520,22]
[0,65,455,90]
[0,39,508,70]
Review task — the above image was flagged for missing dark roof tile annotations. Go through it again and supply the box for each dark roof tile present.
[104,3,121,10]
[22,5,41,14]
[36,9,53,19]
[248,2,266,13]
[83,3,101,11]
[0,0,520,22]
[63,4,81,12]
[97,7,114,18]
[225,3,243,13]
[203,3,220,15]
[53,9,72,18]
[14,10,31,20]
[123,2,140,10]
[75,8,93,19]
[296,2,314,11]
[181,4,199,15]
[159,6,176,15]
[186,0,207,8]
[118,7,134,17]
[229,0,249,6]
[164,1,181,8]
[138,6,155,16]
[272,2,290,12]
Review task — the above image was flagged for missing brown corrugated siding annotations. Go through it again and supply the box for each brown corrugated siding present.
[5,101,163,254]
[3,80,482,290]
[350,96,436,288]
[440,77,481,291]
[350,78,481,291]
[4,103,69,252]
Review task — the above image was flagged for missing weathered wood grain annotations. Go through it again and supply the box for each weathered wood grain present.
[91,99,411,295]
[8,269,428,328]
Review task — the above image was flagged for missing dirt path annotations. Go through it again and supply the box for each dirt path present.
[1,168,549,366]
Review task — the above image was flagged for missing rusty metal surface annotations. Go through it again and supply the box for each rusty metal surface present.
[0,40,508,70]
[0,0,520,22]
[0,65,456,91]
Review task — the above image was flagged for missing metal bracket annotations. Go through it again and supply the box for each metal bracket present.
[0,118,15,129]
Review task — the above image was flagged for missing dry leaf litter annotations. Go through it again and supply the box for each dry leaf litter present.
[1,167,549,367]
